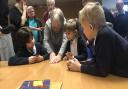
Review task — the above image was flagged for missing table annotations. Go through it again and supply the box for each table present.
[0,60,128,89]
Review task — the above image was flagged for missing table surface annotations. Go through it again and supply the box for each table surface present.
[0,60,128,89]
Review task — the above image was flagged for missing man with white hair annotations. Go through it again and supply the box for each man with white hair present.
[67,2,128,77]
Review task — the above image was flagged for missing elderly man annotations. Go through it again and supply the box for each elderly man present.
[44,8,68,63]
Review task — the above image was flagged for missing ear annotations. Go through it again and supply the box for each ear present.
[89,24,94,31]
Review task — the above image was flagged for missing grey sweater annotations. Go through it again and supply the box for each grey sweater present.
[43,19,68,55]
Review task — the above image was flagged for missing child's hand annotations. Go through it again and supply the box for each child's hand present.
[36,55,44,62]
[66,52,74,60]
[63,56,68,60]
[28,56,37,64]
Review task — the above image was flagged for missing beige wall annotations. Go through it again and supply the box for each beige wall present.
[34,1,82,20]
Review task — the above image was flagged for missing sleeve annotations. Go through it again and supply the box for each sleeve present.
[75,38,88,61]
[37,44,50,60]
[8,55,29,66]
[43,22,53,53]
[9,7,21,29]
[58,33,68,56]
[81,32,113,77]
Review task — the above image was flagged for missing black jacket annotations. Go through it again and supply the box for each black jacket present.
[65,36,87,61]
[8,43,49,66]
[81,26,128,77]
[114,12,128,37]
[9,6,22,30]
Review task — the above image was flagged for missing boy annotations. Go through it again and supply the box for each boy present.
[64,19,87,61]
[8,27,49,65]
[67,2,128,77]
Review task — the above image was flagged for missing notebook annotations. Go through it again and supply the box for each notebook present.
[18,79,62,89]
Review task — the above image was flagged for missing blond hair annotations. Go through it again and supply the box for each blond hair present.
[79,2,106,31]
[27,6,34,12]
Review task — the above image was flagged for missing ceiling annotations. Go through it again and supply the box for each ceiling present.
[8,0,80,5]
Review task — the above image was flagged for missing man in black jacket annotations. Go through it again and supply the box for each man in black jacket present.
[67,2,128,77]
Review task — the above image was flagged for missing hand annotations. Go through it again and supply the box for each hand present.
[67,58,81,72]
[28,56,37,64]
[50,54,61,63]
[49,52,56,63]
[63,56,68,60]
[50,52,56,60]
[54,54,62,63]
[23,3,27,11]
[35,55,44,62]
[66,52,74,60]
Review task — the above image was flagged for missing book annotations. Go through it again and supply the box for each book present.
[18,79,62,89]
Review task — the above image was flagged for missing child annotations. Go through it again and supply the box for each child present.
[8,27,49,66]
[67,2,128,77]
[63,19,87,61]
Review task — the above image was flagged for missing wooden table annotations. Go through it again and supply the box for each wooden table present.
[0,60,128,89]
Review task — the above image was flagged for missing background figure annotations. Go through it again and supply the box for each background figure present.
[42,0,56,25]
[26,6,43,44]
[114,0,128,38]
[0,0,8,28]
[44,8,68,63]
[9,0,27,30]
[9,0,28,53]
[0,0,15,61]
[0,26,15,61]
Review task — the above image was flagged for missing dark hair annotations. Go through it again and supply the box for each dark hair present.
[65,18,78,32]
[15,27,33,49]
[16,0,21,2]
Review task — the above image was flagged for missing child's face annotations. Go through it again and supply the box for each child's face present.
[26,37,35,49]
[81,20,95,41]
[66,31,76,41]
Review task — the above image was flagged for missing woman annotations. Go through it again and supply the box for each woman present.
[9,0,27,53]
[44,8,68,63]
[26,6,43,43]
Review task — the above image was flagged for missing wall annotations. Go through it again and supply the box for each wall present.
[34,1,82,20]
[102,0,116,9]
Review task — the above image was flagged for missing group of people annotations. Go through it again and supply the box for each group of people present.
[0,0,128,78]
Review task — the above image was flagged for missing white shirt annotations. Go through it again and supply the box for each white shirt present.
[70,38,78,56]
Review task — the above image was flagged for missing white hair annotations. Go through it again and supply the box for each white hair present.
[47,0,55,5]
[79,2,106,30]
